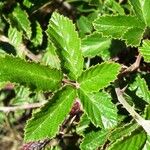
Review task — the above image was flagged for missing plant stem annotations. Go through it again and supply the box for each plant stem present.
[115,81,150,135]
[0,102,46,113]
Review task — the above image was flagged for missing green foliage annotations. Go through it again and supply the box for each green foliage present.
[47,12,83,80]
[81,32,111,59]
[25,85,76,141]
[0,55,62,91]
[78,62,121,93]
[93,15,145,46]
[108,129,146,150]
[139,40,150,62]
[80,129,108,150]
[11,5,32,39]
[78,91,118,128]
[1,1,150,149]
[129,0,150,27]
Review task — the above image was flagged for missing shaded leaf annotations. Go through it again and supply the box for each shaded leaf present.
[78,62,121,93]
[31,21,43,47]
[129,75,150,104]
[0,55,62,91]
[81,32,111,60]
[47,12,83,80]
[79,90,118,128]
[108,128,146,150]
[77,16,93,38]
[76,113,91,136]
[24,85,76,141]
[80,129,108,150]
[105,0,125,15]
[109,121,139,141]
[12,5,31,39]
[42,40,61,70]
[8,25,23,57]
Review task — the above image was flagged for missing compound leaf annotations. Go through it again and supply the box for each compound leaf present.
[0,55,62,91]
[78,90,118,128]
[47,12,83,80]
[24,85,76,141]
[78,62,120,93]
[139,40,150,62]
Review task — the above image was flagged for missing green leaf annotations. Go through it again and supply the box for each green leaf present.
[129,0,150,27]
[108,128,146,150]
[24,85,76,141]
[42,40,61,70]
[0,55,62,91]
[12,5,31,39]
[93,15,146,46]
[143,135,150,150]
[80,129,108,150]
[122,27,145,47]
[81,32,111,60]
[105,0,125,15]
[47,12,83,80]
[109,121,139,142]
[139,40,150,62]
[77,16,93,38]
[23,0,33,8]
[31,21,43,47]
[129,75,150,104]
[79,90,118,128]
[78,62,121,93]
[8,25,23,57]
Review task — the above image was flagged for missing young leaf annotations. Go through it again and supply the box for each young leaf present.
[80,129,108,150]
[31,21,43,47]
[12,5,31,39]
[81,32,111,60]
[108,128,146,150]
[93,15,145,46]
[139,40,150,62]
[24,85,76,141]
[47,12,83,80]
[129,0,150,27]
[41,40,61,70]
[78,62,121,93]
[78,90,118,128]
[0,55,62,91]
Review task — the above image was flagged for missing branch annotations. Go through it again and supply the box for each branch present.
[0,102,46,113]
[115,82,150,135]
[122,54,142,74]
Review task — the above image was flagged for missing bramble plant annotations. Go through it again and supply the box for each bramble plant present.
[0,0,150,149]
